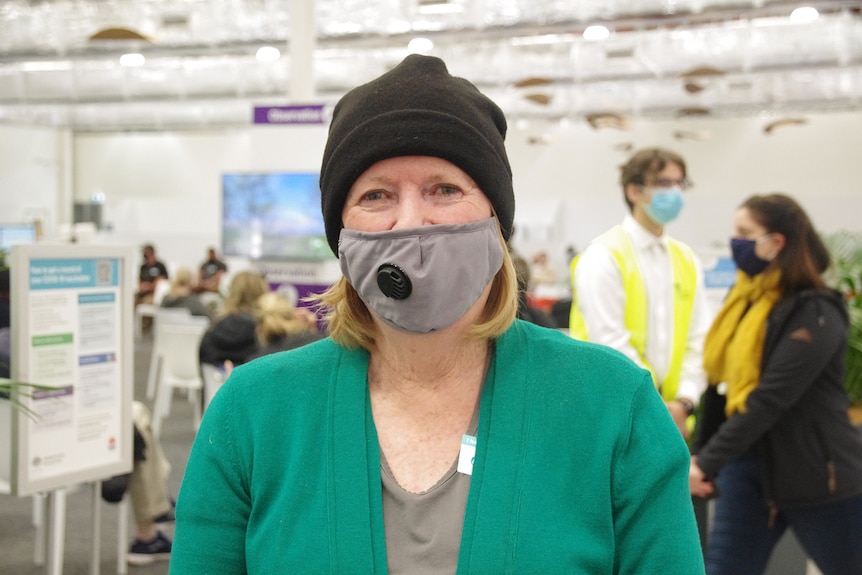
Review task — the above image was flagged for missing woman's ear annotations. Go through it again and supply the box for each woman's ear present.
[767,233,786,260]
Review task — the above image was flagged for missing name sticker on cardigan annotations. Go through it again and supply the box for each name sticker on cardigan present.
[457,434,477,476]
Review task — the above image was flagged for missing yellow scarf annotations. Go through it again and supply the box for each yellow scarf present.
[703,269,783,416]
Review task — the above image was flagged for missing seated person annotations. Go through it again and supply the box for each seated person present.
[196,247,227,293]
[198,271,269,368]
[136,244,169,306]
[248,292,326,361]
[160,267,212,319]
[125,401,175,566]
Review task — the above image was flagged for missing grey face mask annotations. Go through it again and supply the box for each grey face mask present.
[338,217,504,334]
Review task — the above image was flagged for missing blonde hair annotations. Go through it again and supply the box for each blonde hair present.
[312,225,518,351]
[220,271,269,317]
[254,292,310,345]
[168,267,194,297]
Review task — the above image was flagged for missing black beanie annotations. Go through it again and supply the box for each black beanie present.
[319,54,514,254]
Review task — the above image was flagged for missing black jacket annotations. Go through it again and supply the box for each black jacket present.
[695,289,862,509]
[198,312,258,367]
[248,331,327,361]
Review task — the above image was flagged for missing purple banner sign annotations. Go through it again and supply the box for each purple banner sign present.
[254,104,327,125]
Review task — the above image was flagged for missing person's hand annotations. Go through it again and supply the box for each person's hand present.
[222,360,234,379]
[664,400,690,439]
[689,456,715,498]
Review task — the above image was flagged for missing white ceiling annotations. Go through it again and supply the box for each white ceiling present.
[0,0,860,131]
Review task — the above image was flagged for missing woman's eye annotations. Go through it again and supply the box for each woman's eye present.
[360,190,386,203]
[435,184,462,197]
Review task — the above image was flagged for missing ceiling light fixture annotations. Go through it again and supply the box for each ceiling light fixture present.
[20,61,75,72]
[510,34,575,46]
[407,37,434,54]
[583,25,610,41]
[256,46,281,62]
[789,6,819,23]
[119,53,145,67]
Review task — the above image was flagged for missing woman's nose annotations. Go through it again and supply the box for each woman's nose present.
[391,194,431,229]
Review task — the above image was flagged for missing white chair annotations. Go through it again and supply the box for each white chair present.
[201,363,226,411]
[133,303,159,341]
[150,314,210,437]
[134,280,177,341]
[198,290,224,315]
[144,308,193,400]
[152,278,171,306]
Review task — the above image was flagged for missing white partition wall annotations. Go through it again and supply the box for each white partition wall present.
[0,112,860,279]
[72,126,330,272]
[0,124,71,239]
[63,112,862,280]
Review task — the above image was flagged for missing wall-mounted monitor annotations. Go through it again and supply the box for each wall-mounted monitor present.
[222,173,331,261]
[0,223,37,252]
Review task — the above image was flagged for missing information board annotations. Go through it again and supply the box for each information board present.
[8,244,135,496]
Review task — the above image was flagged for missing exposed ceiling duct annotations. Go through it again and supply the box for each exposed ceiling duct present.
[0,0,860,131]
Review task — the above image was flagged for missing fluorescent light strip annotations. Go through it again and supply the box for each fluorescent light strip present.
[120,53,145,67]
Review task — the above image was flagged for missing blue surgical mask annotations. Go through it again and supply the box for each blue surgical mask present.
[338,217,504,334]
[730,237,771,277]
[645,188,684,225]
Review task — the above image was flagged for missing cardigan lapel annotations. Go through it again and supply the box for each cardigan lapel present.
[458,322,532,574]
[330,347,388,574]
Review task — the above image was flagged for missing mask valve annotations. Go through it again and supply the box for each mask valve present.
[377,264,412,299]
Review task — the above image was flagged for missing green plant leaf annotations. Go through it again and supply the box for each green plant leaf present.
[823,231,862,405]
[0,379,63,420]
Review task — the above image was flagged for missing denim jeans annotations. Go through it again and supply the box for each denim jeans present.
[706,455,862,575]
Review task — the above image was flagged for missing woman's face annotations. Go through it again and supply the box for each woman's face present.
[733,206,782,261]
[342,156,493,232]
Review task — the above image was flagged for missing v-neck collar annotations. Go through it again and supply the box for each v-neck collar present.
[329,322,530,574]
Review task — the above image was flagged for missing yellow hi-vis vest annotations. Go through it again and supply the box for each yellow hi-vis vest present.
[569,225,698,402]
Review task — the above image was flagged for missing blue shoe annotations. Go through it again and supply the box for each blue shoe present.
[127,531,172,566]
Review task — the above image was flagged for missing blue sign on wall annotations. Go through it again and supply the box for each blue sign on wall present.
[704,257,737,289]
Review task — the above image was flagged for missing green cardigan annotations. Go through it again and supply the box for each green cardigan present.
[170,320,704,574]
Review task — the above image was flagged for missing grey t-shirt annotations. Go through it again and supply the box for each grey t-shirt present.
[380,411,479,575]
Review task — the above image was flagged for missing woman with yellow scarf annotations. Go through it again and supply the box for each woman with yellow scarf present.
[689,194,862,575]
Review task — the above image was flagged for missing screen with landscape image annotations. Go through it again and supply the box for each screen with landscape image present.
[222,172,331,260]
[0,223,36,252]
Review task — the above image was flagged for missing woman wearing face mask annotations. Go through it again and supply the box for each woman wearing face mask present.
[170,55,704,574]
[690,194,862,575]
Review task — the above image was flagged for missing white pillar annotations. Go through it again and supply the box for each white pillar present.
[289,0,316,101]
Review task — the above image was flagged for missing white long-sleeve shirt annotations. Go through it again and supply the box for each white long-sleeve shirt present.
[574,215,709,405]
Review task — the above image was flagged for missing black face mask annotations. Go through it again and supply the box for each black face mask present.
[730,237,771,277]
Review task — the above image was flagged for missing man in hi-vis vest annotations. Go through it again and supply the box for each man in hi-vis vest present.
[570,148,709,438]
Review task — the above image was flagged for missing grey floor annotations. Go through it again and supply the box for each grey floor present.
[1,332,192,575]
[0,331,820,575]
